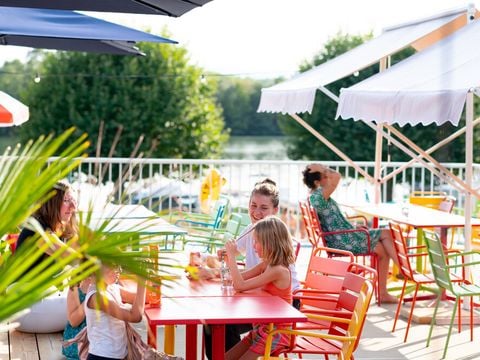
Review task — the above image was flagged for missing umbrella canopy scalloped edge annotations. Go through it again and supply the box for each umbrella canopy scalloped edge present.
[0,91,29,127]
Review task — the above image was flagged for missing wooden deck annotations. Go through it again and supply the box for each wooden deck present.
[0,330,65,360]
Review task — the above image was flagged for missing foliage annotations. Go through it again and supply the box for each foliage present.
[279,32,480,162]
[18,42,228,159]
[216,77,286,136]
[0,130,178,325]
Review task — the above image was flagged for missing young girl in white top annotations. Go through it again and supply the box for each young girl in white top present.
[85,265,146,360]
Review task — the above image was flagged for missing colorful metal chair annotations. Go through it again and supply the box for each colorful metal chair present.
[263,270,375,359]
[181,212,242,253]
[300,199,379,302]
[424,230,480,359]
[389,222,438,342]
[293,246,355,330]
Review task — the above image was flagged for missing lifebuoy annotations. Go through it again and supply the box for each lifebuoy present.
[200,169,226,213]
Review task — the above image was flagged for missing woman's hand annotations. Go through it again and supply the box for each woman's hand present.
[308,164,328,174]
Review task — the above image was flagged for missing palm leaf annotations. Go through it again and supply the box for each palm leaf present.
[0,130,181,325]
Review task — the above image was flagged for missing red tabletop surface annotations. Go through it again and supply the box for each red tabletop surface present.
[145,296,306,360]
[161,276,270,297]
[122,276,269,298]
[349,203,480,228]
[145,295,305,325]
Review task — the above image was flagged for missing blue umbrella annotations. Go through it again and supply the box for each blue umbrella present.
[0,6,177,55]
[0,0,212,16]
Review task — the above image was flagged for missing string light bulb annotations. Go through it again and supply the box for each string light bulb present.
[34,72,41,83]
[200,74,207,84]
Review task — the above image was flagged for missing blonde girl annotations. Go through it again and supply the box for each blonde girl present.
[224,216,295,360]
[205,179,300,359]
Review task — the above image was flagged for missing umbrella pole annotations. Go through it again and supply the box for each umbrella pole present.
[464,92,474,253]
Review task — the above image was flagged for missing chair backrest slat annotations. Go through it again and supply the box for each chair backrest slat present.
[423,231,455,293]
[299,200,321,247]
[389,222,415,279]
[328,270,375,355]
[300,246,354,310]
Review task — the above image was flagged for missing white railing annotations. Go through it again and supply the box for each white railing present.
[54,157,480,235]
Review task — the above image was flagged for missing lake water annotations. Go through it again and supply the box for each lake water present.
[0,135,289,160]
[222,136,289,160]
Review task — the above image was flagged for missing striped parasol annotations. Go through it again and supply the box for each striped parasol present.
[0,91,29,127]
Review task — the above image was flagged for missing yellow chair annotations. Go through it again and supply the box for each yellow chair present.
[406,192,457,259]
[261,275,374,359]
[409,190,448,209]
[472,228,480,250]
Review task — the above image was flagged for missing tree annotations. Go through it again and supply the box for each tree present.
[279,32,378,161]
[279,32,478,162]
[216,77,285,136]
[19,42,228,159]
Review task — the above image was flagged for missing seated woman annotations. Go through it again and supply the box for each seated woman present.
[16,180,78,272]
[15,181,79,333]
[302,164,399,304]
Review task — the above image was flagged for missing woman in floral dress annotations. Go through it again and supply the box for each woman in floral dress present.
[303,164,399,304]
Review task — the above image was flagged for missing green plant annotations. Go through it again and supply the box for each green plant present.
[0,128,178,327]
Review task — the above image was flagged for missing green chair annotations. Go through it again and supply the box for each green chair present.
[424,230,480,359]
[171,196,230,229]
[182,213,242,254]
[175,201,227,229]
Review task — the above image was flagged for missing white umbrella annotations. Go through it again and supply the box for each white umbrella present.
[0,91,29,127]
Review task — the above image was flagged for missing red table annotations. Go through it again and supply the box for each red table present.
[144,296,306,360]
[161,277,270,298]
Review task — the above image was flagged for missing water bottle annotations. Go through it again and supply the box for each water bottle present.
[220,251,234,295]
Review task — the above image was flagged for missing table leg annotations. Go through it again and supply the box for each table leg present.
[147,322,157,348]
[416,228,424,273]
[185,325,197,360]
[440,228,448,246]
[210,324,225,360]
[164,325,175,354]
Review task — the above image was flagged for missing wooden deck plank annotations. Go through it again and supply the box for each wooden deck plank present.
[36,332,64,360]
[9,330,39,360]
[0,332,9,360]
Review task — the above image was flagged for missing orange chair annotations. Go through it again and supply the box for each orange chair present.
[299,200,323,248]
[293,246,354,330]
[292,238,301,260]
[267,268,375,359]
[300,199,379,302]
[438,196,455,213]
[389,222,438,342]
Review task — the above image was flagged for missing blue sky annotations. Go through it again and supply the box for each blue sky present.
[1,0,474,78]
